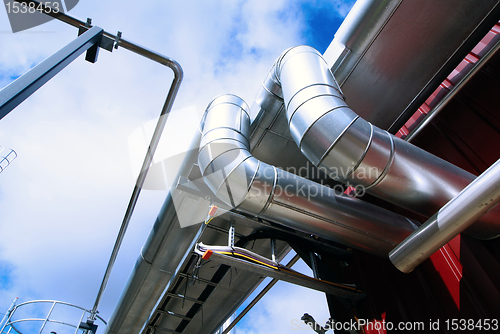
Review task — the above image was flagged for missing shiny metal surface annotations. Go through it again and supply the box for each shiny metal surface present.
[324,0,403,86]
[248,74,309,172]
[324,0,500,131]
[0,26,104,120]
[259,45,500,239]
[390,158,500,273]
[199,95,417,257]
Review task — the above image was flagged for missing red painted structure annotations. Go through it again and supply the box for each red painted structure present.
[351,22,500,334]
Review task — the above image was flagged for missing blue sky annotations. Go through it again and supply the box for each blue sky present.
[0,0,354,333]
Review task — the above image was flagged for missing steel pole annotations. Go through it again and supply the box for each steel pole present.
[0,26,103,120]
[405,36,500,142]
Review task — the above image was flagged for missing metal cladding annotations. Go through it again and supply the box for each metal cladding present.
[199,95,417,257]
[254,45,500,239]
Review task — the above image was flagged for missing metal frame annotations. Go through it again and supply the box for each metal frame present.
[204,249,365,300]
[405,36,500,142]
[0,300,107,334]
[219,254,301,334]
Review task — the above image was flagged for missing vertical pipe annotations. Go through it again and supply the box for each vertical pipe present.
[89,32,183,323]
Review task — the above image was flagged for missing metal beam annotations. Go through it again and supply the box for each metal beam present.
[155,310,192,322]
[0,26,103,120]
[177,273,218,287]
[207,251,365,300]
[146,326,182,334]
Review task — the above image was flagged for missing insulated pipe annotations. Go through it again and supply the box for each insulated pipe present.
[254,45,500,239]
[390,158,500,273]
[199,95,417,257]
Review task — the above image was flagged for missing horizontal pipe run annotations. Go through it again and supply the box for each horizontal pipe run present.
[389,158,500,273]
[15,2,184,80]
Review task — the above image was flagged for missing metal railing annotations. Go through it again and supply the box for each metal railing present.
[0,300,107,334]
[0,146,17,174]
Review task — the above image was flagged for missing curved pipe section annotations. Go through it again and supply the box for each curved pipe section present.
[256,45,500,239]
[199,95,417,257]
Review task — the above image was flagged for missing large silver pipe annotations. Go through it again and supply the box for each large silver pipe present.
[253,45,500,240]
[389,158,500,273]
[199,95,417,257]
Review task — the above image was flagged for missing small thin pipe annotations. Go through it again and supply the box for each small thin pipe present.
[221,254,300,334]
[405,35,500,142]
[14,0,184,319]
[390,158,500,273]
